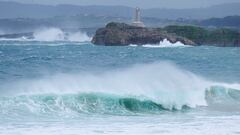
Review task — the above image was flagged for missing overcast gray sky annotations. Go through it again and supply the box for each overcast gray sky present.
[1,0,240,8]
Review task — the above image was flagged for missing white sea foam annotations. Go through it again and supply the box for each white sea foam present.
[130,39,191,48]
[0,37,28,41]
[1,115,239,135]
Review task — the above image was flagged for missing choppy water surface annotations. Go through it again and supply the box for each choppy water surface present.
[0,41,240,135]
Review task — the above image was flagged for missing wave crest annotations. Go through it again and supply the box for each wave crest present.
[1,62,240,116]
[0,93,191,118]
[1,62,209,110]
[205,86,240,111]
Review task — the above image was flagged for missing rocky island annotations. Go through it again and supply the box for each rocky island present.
[92,7,240,47]
[92,22,240,47]
[92,22,196,46]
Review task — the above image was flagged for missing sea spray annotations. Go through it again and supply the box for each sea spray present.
[67,32,92,42]
[33,27,91,42]
[130,39,190,48]
[33,28,65,41]
[0,27,92,42]
[1,62,210,110]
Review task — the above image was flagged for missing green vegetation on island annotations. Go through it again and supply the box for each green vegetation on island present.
[164,25,240,47]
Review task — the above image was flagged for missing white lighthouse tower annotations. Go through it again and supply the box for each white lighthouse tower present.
[132,7,145,27]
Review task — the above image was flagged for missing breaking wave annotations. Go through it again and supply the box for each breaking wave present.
[33,28,91,42]
[130,39,190,48]
[0,62,240,117]
[206,86,240,111]
[0,93,191,118]
[0,28,92,42]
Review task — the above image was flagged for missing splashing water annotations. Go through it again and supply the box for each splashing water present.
[33,28,92,42]
[33,28,65,41]
[130,39,189,48]
[0,28,92,42]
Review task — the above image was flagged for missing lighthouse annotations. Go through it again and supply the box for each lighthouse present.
[132,7,145,27]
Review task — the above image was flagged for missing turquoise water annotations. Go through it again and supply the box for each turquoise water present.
[0,41,240,135]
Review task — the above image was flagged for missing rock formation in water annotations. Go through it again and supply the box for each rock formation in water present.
[92,22,240,47]
[92,22,196,46]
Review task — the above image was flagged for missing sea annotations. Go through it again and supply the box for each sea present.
[0,31,240,135]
